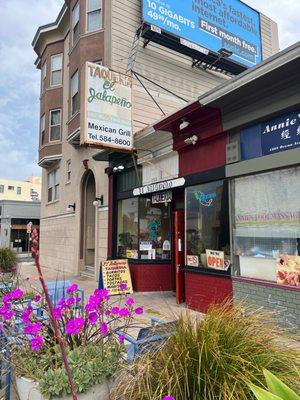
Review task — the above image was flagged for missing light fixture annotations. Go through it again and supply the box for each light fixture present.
[67,203,76,212]
[113,165,125,173]
[93,195,104,207]
[184,135,198,145]
[179,118,190,130]
[218,48,233,58]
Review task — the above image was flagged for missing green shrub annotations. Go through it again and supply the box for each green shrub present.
[0,247,17,273]
[112,304,300,400]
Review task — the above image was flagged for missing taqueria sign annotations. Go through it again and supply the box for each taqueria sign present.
[82,62,133,150]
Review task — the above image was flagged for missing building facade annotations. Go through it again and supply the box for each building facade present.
[0,176,41,202]
[106,42,300,332]
[33,0,278,278]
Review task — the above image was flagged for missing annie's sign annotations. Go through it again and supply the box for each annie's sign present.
[82,62,133,150]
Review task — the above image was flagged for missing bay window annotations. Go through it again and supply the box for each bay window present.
[49,109,61,141]
[87,0,102,32]
[50,54,63,86]
[40,114,45,145]
[71,70,79,115]
[72,2,80,44]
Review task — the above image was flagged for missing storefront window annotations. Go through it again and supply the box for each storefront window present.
[117,198,138,259]
[139,198,171,261]
[232,167,300,284]
[186,180,230,268]
[117,197,171,261]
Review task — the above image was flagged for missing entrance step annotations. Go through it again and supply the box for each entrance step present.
[80,266,95,279]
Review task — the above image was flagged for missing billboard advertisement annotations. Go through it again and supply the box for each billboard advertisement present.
[142,0,262,67]
[83,62,133,150]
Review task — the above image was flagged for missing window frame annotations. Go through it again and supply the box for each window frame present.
[8,186,15,191]
[17,187,22,195]
[72,2,80,45]
[0,184,4,193]
[71,70,79,115]
[41,62,47,92]
[66,160,71,183]
[49,109,62,142]
[40,114,46,146]
[50,54,63,87]
[86,0,103,33]
[47,168,60,203]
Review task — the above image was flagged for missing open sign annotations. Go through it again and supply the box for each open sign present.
[206,249,230,271]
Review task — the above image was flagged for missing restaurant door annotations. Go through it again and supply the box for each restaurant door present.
[173,210,185,304]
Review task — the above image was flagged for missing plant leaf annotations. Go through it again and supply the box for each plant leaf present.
[249,383,283,400]
[263,369,300,400]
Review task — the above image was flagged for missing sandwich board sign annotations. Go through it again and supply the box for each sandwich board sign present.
[100,259,133,295]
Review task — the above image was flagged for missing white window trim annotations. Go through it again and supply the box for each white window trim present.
[49,108,62,142]
[86,0,103,33]
[71,71,79,115]
[50,54,63,87]
[66,159,71,183]
[72,2,80,45]
[40,114,45,146]
[41,62,47,93]
[47,167,60,203]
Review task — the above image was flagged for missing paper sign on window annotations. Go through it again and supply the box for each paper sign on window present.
[187,255,199,267]
[206,249,230,271]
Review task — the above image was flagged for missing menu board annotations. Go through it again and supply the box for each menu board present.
[102,259,133,295]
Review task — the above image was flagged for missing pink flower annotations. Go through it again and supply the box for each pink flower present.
[117,335,125,343]
[58,297,66,307]
[134,307,144,315]
[66,284,78,294]
[0,303,11,315]
[66,297,76,308]
[24,322,42,336]
[53,307,63,320]
[88,312,98,325]
[10,289,24,300]
[104,310,111,316]
[94,289,109,299]
[11,264,17,271]
[66,317,85,335]
[119,308,130,317]
[3,310,15,322]
[162,397,175,400]
[100,322,108,336]
[21,306,34,324]
[29,336,44,351]
[126,297,135,306]
[33,294,41,302]
[119,283,127,291]
[2,293,12,303]
[111,307,120,315]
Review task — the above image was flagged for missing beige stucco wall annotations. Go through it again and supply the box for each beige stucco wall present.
[0,176,41,202]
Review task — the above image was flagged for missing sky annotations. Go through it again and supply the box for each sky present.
[0,0,299,181]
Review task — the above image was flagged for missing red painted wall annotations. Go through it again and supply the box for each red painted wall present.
[185,272,233,313]
[129,263,173,292]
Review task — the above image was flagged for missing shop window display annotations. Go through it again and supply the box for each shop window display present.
[117,197,171,261]
[186,180,230,269]
[232,167,300,285]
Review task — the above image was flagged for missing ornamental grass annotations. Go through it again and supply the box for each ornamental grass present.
[112,303,300,400]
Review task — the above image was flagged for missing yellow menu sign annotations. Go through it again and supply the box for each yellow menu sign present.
[102,259,133,295]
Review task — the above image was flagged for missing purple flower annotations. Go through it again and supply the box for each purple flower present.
[66,317,85,335]
[119,308,130,317]
[2,293,12,303]
[66,284,78,294]
[21,306,33,324]
[111,307,120,315]
[119,283,127,291]
[29,336,44,351]
[126,297,135,306]
[104,310,111,316]
[94,289,109,299]
[117,334,125,343]
[33,294,41,302]
[58,297,66,307]
[10,289,24,300]
[66,297,76,308]
[162,397,175,400]
[134,307,144,315]
[0,303,11,315]
[53,307,63,320]
[100,322,108,336]
[3,310,15,322]
[24,322,42,336]
[11,264,17,271]
[88,312,98,325]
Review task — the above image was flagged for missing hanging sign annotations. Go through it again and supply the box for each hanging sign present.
[133,177,185,196]
[206,249,230,271]
[101,259,133,295]
[82,62,133,150]
[152,191,172,204]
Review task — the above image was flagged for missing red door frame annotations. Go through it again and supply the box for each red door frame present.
[173,210,185,304]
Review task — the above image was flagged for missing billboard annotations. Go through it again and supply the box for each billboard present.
[83,62,133,150]
[142,0,262,67]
